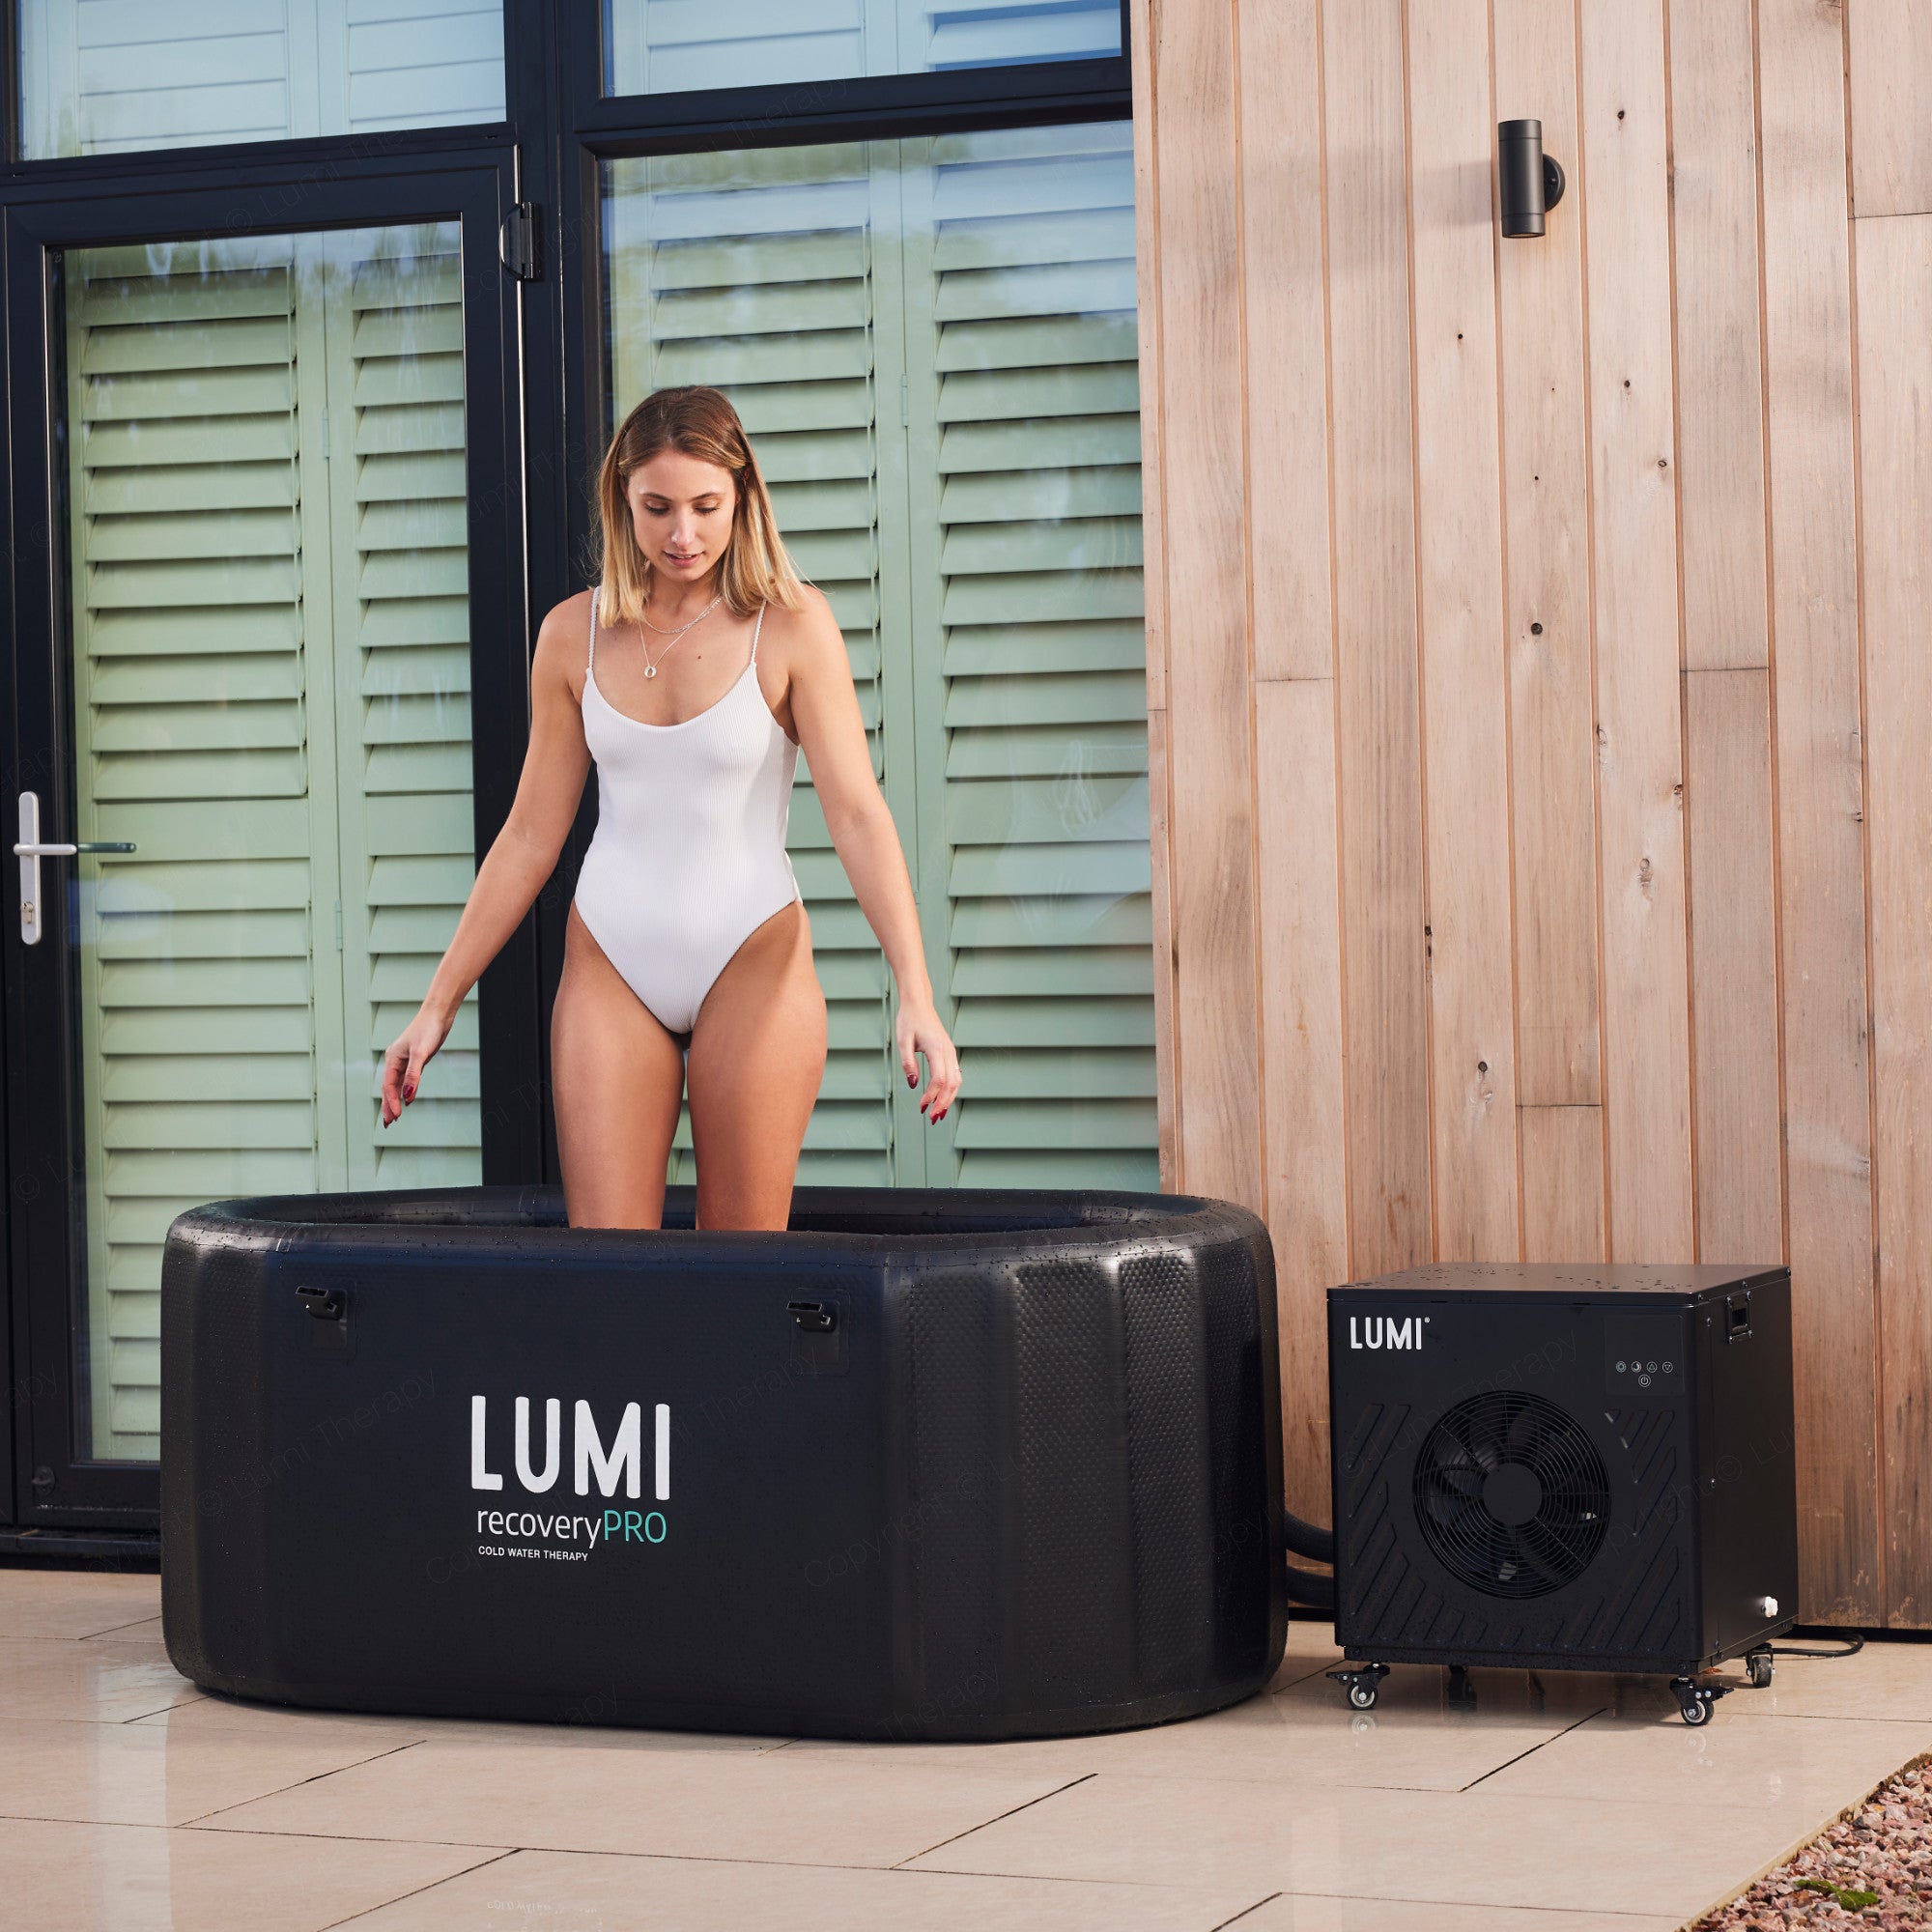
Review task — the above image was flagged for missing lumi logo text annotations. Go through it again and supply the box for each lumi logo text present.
[470,1395,670,1501]
[1348,1315,1430,1350]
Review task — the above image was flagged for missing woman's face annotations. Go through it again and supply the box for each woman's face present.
[626,449,738,589]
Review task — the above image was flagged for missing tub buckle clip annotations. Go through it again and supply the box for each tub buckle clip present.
[787,1299,837,1333]
[298,1285,345,1322]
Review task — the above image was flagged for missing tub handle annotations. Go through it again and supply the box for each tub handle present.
[787,1300,837,1333]
[298,1286,345,1322]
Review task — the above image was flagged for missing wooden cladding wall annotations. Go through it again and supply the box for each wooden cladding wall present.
[1130,0,1931,1626]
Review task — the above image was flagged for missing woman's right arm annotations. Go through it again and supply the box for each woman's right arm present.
[381,595,592,1127]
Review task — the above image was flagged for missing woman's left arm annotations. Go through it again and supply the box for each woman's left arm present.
[782,588,961,1124]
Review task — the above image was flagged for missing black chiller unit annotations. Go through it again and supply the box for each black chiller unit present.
[1324,1264,1799,1725]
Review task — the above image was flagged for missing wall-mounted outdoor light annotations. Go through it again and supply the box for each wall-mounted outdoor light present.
[1499,119,1566,238]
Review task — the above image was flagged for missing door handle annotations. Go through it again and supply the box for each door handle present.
[14,791,134,945]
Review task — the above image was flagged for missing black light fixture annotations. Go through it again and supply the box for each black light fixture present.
[1499,118,1566,238]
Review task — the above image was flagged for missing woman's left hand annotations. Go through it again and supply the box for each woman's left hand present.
[897,997,962,1123]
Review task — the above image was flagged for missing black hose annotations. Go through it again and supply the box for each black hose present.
[1283,1506,1334,1566]
[1284,1561,1335,1609]
[1769,1633,1864,1660]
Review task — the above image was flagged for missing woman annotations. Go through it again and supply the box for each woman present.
[378,385,961,1230]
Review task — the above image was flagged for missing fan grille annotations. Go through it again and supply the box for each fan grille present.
[1412,1390,1610,1599]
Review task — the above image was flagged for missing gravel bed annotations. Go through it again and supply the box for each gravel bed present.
[1690,1754,1932,1927]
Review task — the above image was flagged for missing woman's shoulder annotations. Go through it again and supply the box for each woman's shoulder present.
[758,582,839,648]
[530,588,597,695]
[534,587,596,658]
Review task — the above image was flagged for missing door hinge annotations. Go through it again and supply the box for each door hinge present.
[499,202,542,282]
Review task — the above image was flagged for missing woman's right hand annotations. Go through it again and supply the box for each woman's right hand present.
[381,1005,454,1128]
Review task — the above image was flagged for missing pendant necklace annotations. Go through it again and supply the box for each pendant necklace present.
[638,591,723,677]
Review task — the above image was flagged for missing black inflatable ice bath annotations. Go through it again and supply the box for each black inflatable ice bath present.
[161,1184,1287,1742]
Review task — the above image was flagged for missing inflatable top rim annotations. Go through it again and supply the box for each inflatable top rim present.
[164,1181,1264,1258]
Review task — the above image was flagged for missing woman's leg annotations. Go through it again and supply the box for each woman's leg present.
[685,899,828,1231]
[552,902,688,1228]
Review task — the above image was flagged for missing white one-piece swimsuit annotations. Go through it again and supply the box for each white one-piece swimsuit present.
[573,599,803,1036]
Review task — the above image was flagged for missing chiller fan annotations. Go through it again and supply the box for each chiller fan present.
[1412,1389,1610,1599]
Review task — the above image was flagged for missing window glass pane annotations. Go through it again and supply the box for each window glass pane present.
[19,1,505,158]
[602,124,1152,1190]
[604,1,1122,97]
[61,226,481,1457]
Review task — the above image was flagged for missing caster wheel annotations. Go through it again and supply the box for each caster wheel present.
[1348,1680,1379,1712]
[1679,1694,1714,1726]
[1747,1652,1774,1690]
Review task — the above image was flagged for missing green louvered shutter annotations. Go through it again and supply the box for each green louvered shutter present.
[608,2,866,94]
[323,3,506,132]
[901,125,1155,1187]
[16,0,503,157]
[919,1,1122,68]
[602,125,1152,1191]
[68,240,332,1458]
[20,5,295,154]
[604,0,1119,94]
[311,226,481,1187]
[65,229,482,1461]
[607,148,902,1184]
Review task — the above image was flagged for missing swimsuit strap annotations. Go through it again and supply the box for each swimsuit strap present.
[587,593,598,672]
[750,605,765,667]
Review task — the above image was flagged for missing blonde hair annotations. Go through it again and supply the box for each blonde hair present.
[595,386,805,624]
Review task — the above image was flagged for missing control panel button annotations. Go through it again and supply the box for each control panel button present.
[1605,1312,1687,1399]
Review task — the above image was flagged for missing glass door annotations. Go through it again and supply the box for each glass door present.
[3,161,534,1525]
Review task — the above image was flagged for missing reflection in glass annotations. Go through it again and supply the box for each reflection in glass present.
[63,226,481,1458]
[604,0,1122,97]
[602,126,1151,1191]
[19,2,505,157]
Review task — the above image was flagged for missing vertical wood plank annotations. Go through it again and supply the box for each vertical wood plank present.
[1855,213,1932,1627]
[1406,0,1519,1260]
[1666,0,1783,1261]
[1683,669,1783,1259]
[1322,0,1431,1273]
[1668,0,1772,677]
[1127,0,1179,1189]
[1242,0,1333,687]
[1758,0,1880,1623]
[1240,0,1348,1518]
[1146,0,1263,1210]
[1578,0,1695,1262]
[1257,682,1348,1523]
[1145,704,1180,1191]
[1846,0,1932,219]
[1520,1104,1606,1259]
[1493,0,1605,1256]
